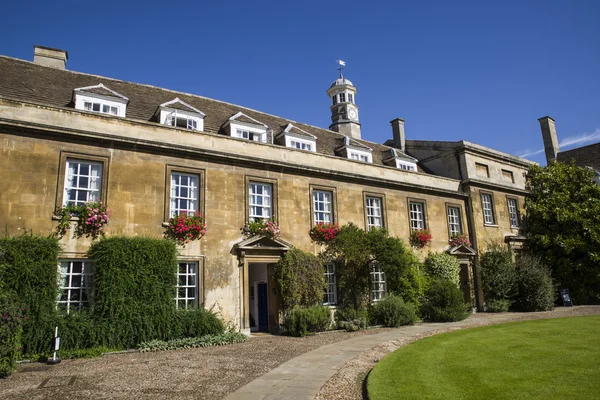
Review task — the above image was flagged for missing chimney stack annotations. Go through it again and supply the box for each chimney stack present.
[390,118,405,151]
[33,45,68,69]
[538,116,560,164]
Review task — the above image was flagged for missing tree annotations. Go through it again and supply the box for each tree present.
[273,248,325,312]
[523,162,600,304]
[323,224,423,310]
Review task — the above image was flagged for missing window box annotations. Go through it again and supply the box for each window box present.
[241,219,280,240]
[54,201,109,240]
[309,223,340,245]
[163,212,207,245]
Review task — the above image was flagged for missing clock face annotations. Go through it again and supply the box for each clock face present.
[348,108,357,120]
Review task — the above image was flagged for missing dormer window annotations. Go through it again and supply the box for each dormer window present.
[276,123,317,152]
[157,98,205,132]
[383,148,418,172]
[73,83,128,117]
[336,136,372,163]
[223,112,268,143]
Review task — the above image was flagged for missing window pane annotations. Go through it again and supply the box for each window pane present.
[313,191,332,224]
[409,202,425,230]
[170,172,199,217]
[57,260,93,314]
[64,160,103,206]
[175,262,198,310]
[447,207,461,236]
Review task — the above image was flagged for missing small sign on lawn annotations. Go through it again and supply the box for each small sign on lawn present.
[560,289,573,307]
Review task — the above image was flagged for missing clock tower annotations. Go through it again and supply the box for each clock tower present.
[327,72,361,140]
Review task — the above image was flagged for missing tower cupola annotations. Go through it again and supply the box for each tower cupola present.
[327,61,361,139]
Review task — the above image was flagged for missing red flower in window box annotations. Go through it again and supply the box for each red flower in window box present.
[409,229,432,249]
[54,201,110,240]
[164,212,207,245]
[449,233,471,247]
[309,223,340,245]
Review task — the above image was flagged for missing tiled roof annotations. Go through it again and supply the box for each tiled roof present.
[556,142,600,171]
[0,56,415,168]
[75,83,127,99]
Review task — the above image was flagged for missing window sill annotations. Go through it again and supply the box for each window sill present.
[52,215,78,222]
[483,224,499,228]
[162,222,170,227]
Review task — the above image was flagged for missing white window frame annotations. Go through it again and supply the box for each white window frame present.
[481,193,495,225]
[160,109,204,132]
[57,260,93,313]
[313,190,333,224]
[323,263,337,305]
[366,197,383,230]
[409,201,425,231]
[396,159,417,171]
[170,172,199,218]
[332,95,338,105]
[348,149,373,163]
[348,93,354,104]
[63,159,103,206]
[175,261,198,310]
[370,263,386,302]
[249,182,272,220]
[507,198,519,228]
[285,136,316,152]
[74,93,127,117]
[447,206,462,236]
[339,93,346,103]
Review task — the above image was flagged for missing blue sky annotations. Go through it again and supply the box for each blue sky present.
[2,1,599,164]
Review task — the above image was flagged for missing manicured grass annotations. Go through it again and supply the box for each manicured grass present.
[367,316,600,400]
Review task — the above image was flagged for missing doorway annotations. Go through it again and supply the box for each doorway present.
[257,282,269,332]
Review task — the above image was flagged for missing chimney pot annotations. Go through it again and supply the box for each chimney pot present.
[33,45,68,69]
[390,118,406,151]
[538,116,559,164]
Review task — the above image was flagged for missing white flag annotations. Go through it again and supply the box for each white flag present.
[336,60,346,66]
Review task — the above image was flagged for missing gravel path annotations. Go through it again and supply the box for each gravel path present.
[0,328,390,400]
[315,306,600,400]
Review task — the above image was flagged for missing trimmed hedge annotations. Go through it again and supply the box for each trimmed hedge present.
[421,279,470,322]
[89,237,179,348]
[369,294,417,327]
[283,306,331,337]
[139,332,247,352]
[0,235,60,355]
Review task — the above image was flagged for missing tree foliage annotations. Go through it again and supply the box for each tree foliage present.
[273,248,325,312]
[424,252,461,287]
[323,224,423,310]
[479,243,516,309]
[523,162,600,304]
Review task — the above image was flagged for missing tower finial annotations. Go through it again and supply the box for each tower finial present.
[335,60,346,78]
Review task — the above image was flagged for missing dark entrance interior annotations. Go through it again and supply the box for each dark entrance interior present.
[257,282,269,332]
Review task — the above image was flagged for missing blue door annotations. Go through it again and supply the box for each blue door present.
[257,282,269,332]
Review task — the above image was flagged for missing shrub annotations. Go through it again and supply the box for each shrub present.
[421,279,470,322]
[309,223,340,245]
[335,306,368,331]
[0,292,27,377]
[369,295,417,327]
[0,235,60,356]
[163,212,207,245]
[485,299,512,313]
[274,248,325,312]
[283,306,331,337]
[423,252,461,287]
[89,237,179,349]
[175,308,225,339]
[409,229,432,249]
[480,243,516,310]
[514,255,555,312]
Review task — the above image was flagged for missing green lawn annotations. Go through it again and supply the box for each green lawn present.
[367,316,600,400]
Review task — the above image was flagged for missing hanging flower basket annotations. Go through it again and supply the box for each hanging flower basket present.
[55,201,110,240]
[241,219,280,240]
[309,223,340,245]
[449,233,471,247]
[164,212,207,245]
[409,229,432,249]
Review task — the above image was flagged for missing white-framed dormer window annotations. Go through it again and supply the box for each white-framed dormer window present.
[279,124,317,152]
[73,83,128,117]
[348,150,372,163]
[396,159,417,171]
[158,98,205,132]
[225,112,268,144]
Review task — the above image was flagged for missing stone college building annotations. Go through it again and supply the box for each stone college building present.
[0,46,535,333]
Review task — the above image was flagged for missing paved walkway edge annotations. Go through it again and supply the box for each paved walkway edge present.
[224,307,599,400]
